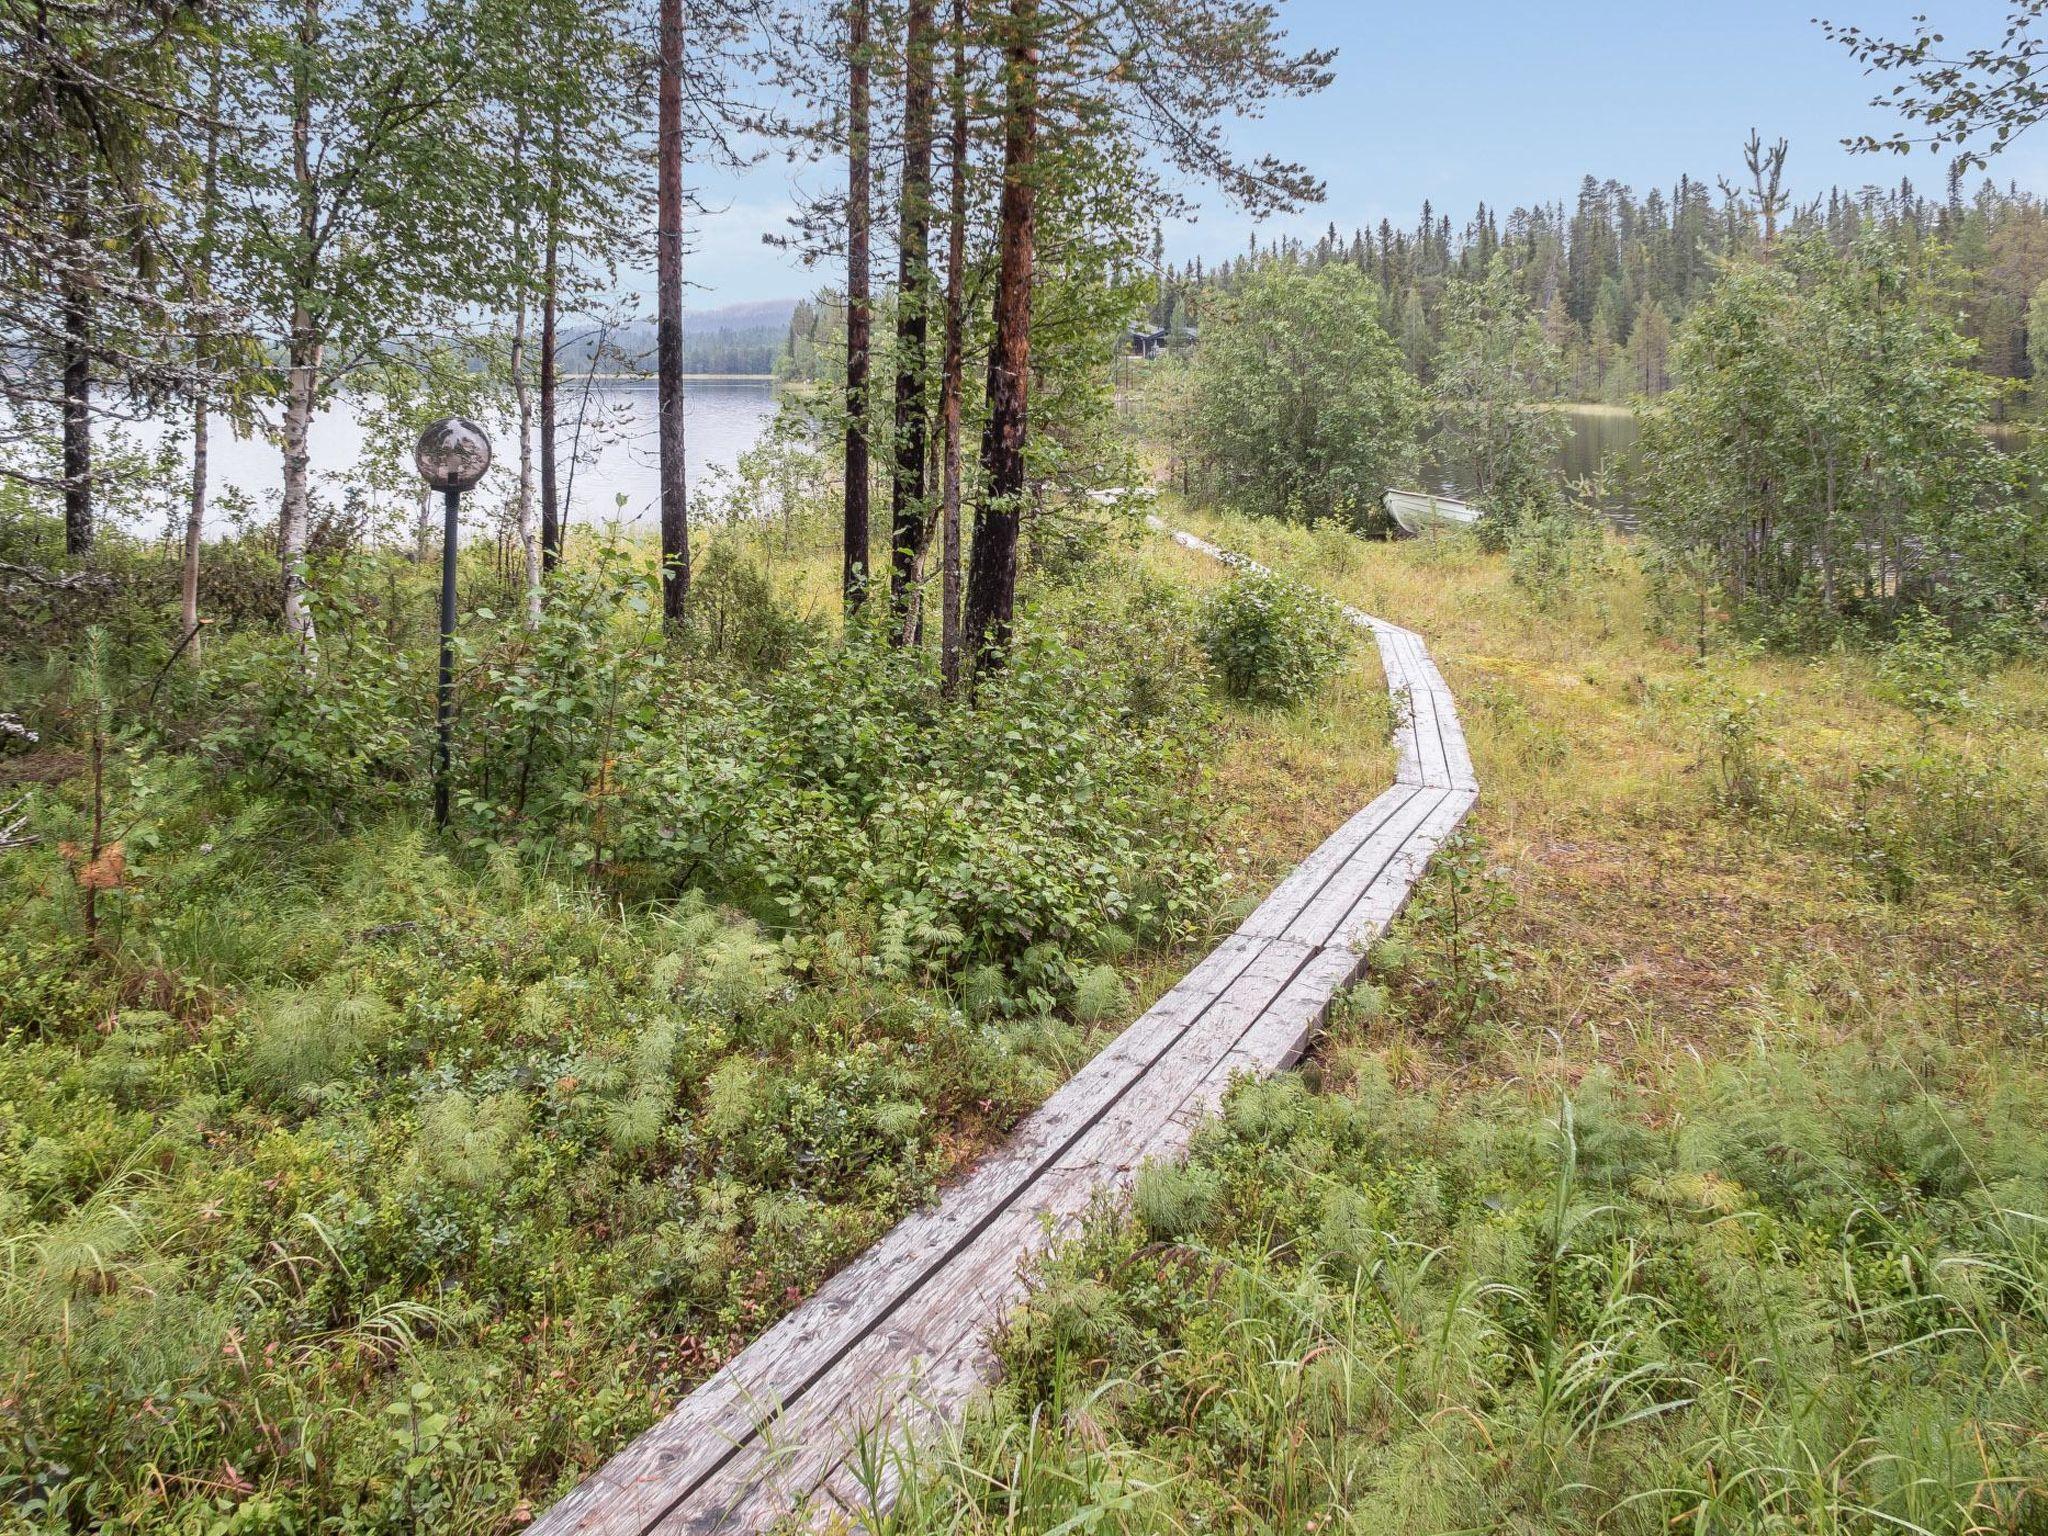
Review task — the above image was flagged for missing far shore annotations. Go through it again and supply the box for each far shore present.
[584,371,779,383]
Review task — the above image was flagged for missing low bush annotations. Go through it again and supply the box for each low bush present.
[0,818,1097,1532]
[1196,569,1350,706]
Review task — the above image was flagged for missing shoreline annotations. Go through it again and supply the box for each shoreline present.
[585,371,778,383]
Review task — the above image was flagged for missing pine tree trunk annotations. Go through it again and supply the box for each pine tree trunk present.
[61,283,91,558]
[888,0,936,636]
[656,0,688,627]
[965,0,1039,674]
[843,0,873,615]
[938,0,968,694]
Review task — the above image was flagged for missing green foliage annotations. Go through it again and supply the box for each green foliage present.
[1387,830,1517,1039]
[0,495,1245,1533]
[1431,255,1572,550]
[888,1030,2048,1535]
[1195,569,1350,706]
[1504,496,1611,608]
[686,541,817,671]
[1185,259,1424,531]
[203,573,433,816]
[1877,607,1981,719]
[1638,235,2047,647]
[0,802,1109,1532]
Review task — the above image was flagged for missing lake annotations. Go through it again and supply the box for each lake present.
[163,387,1657,536]
[1421,405,1646,525]
[146,377,782,536]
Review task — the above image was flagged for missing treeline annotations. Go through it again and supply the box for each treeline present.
[1149,153,2048,407]
[1159,230,2047,652]
[556,322,784,375]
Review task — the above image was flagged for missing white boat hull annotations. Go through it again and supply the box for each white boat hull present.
[1384,488,1481,535]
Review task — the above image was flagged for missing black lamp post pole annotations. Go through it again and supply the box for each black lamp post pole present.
[415,415,489,832]
[434,484,460,829]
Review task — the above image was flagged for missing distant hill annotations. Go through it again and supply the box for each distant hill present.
[683,298,799,336]
[560,298,800,375]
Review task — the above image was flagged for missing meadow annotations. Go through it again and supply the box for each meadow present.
[874,502,2048,1534]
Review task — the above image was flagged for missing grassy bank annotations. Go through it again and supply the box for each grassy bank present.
[879,504,2048,1534]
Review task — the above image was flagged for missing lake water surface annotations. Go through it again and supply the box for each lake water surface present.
[156,377,781,535]
[161,395,1927,540]
[1422,405,1646,524]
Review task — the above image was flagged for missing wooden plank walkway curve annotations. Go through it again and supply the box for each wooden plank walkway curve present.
[529,524,1477,1535]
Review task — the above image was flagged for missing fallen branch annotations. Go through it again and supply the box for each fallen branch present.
[0,559,117,594]
[0,794,35,852]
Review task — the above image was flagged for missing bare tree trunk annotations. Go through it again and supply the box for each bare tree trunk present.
[183,392,207,655]
[61,283,91,557]
[539,120,562,575]
[280,323,319,646]
[280,0,319,649]
[938,0,968,694]
[513,295,539,626]
[656,0,689,627]
[414,486,434,563]
[843,0,873,615]
[182,59,222,664]
[889,0,936,636]
[964,0,1038,674]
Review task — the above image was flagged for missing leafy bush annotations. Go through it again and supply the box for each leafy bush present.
[688,541,817,671]
[1196,569,1350,706]
[1876,606,1981,719]
[1186,259,1424,531]
[0,812,1107,1531]
[1637,234,2048,648]
[1504,498,1611,608]
[202,576,433,816]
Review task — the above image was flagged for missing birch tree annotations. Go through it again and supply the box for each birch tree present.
[228,0,499,646]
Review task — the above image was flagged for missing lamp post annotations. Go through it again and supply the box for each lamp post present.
[414,417,492,830]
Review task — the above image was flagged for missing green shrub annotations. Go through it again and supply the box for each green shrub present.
[1877,607,1980,719]
[689,542,817,671]
[1196,569,1350,706]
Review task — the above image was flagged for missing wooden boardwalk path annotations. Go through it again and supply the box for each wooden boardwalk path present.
[530,526,1477,1535]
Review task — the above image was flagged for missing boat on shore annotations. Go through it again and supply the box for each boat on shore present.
[1383,488,1482,535]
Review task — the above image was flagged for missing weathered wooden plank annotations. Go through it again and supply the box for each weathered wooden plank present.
[1235,784,1426,942]
[533,519,1480,1536]
[651,941,1324,1531]
[1328,788,1478,953]
[528,932,1274,1536]
[1273,786,1451,951]
[1188,943,1367,1096]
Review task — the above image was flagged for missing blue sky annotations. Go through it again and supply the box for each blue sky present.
[679,0,2036,308]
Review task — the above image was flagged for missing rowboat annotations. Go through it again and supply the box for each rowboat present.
[1383,488,1482,535]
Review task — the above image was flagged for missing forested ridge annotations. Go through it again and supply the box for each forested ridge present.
[1147,158,2048,404]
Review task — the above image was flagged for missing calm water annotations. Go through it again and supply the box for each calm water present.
[1557,408,1644,503]
[1422,405,1645,524]
[137,377,781,536]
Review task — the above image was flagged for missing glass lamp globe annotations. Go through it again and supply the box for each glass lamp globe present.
[414,417,493,492]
